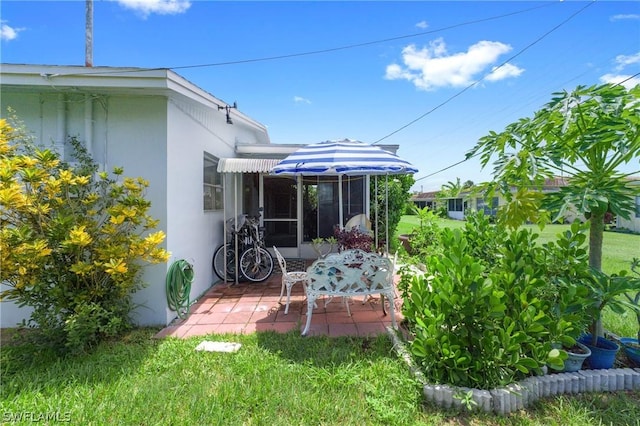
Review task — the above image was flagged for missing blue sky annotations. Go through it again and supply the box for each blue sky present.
[1,1,639,191]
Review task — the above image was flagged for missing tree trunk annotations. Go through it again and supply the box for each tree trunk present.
[588,210,605,271]
[589,210,606,339]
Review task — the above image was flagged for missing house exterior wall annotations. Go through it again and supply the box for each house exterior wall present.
[0,64,276,329]
[104,95,169,326]
[164,97,239,325]
[0,90,171,327]
[617,195,640,233]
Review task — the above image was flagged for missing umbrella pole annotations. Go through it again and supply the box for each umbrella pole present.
[338,175,343,230]
[374,176,378,251]
[223,175,228,282]
[385,174,389,255]
[234,174,239,285]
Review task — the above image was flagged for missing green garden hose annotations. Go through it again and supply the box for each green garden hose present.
[166,259,195,319]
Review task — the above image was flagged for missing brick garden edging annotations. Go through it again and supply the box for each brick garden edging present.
[387,327,640,415]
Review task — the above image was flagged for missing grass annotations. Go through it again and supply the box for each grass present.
[1,217,638,424]
[1,328,639,425]
[396,216,637,276]
[395,215,640,339]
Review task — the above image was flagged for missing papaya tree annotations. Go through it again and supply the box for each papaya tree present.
[467,83,640,337]
[468,83,639,269]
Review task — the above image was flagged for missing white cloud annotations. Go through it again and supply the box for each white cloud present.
[293,96,311,104]
[116,0,191,18]
[385,37,524,90]
[610,14,640,22]
[599,73,640,90]
[1,21,24,41]
[485,63,524,81]
[614,52,640,71]
[415,21,428,29]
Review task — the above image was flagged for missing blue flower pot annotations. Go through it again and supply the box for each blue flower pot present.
[578,334,619,369]
[620,338,640,366]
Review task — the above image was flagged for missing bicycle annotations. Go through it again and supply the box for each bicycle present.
[212,211,274,283]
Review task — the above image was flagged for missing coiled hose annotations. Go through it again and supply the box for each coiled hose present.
[166,259,195,319]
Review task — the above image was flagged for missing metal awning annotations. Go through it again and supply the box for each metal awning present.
[217,158,281,173]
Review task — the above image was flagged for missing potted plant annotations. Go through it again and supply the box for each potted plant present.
[541,222,593,372]
[334,226,373,252]
[578,267,640,369]
[311,236,337,258]
[620,258,640,366]
[547,291,592,372]
[398,205,441,257]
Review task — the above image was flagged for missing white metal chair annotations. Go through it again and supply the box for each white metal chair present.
[273,246,308,314]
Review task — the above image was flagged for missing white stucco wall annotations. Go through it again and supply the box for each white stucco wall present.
[1,65,272,328]
[165,97,234,323]
[0,91,171,327]
[164,96,271,324]
[101,95,169,326]
[617,215,640,233]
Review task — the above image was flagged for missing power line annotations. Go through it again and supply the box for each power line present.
[414,69,640,185]
[394,1,597,184]
[168,2,557,71]
[55,2,558,77]
[372,0,595,146]
[415,72,640,182]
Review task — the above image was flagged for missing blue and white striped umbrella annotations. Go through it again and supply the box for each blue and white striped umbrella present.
[270,139,418,176]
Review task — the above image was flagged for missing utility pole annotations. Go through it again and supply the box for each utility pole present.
[85,0,93,67]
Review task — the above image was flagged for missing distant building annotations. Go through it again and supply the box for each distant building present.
[410,177,579,221]
[616,178,640,233]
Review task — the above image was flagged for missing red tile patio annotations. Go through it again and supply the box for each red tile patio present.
[154,262,403,339]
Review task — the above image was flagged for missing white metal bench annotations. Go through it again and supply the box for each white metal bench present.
[302,249,397,336]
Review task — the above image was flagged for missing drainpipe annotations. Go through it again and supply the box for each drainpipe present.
[84,94,93,157]
[56,94,66,158]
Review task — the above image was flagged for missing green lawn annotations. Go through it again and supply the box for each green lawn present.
[1,329,639,425]
[396,215,640,338]
[396,216,638,275]
[1,217,638,424]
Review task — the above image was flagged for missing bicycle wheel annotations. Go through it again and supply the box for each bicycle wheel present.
[239,247,274,282]
[212,244,238,281]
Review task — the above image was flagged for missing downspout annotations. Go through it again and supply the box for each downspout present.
[56,94,66,157]
[84,94,93,157]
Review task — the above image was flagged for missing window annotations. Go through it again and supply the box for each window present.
[448,198,463,212]
[203,153,223,211]
[477,197,499,216]
[636,196,640,218]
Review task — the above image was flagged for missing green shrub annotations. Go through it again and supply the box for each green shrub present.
[0,116,169,353]
[399,212,604,388]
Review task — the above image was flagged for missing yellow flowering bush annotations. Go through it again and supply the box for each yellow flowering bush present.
[0,115,169,351]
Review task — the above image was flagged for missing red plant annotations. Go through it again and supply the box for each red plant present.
[334,226,374,252]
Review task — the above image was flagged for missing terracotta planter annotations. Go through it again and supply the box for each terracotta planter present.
[398,234,414,254]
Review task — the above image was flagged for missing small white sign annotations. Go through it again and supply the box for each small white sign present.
[195,341,242,353]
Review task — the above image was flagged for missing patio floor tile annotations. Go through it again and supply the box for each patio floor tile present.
[154,263,403,339]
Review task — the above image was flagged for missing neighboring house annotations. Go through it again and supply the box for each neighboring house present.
[412,177,579,221]
[411,191,438,210]
[616,178,640,233]
[0,63,402,328]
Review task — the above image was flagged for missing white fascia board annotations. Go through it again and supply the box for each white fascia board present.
[0,64,169,91]
[235,143,305,157]
[0,64,269,134]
